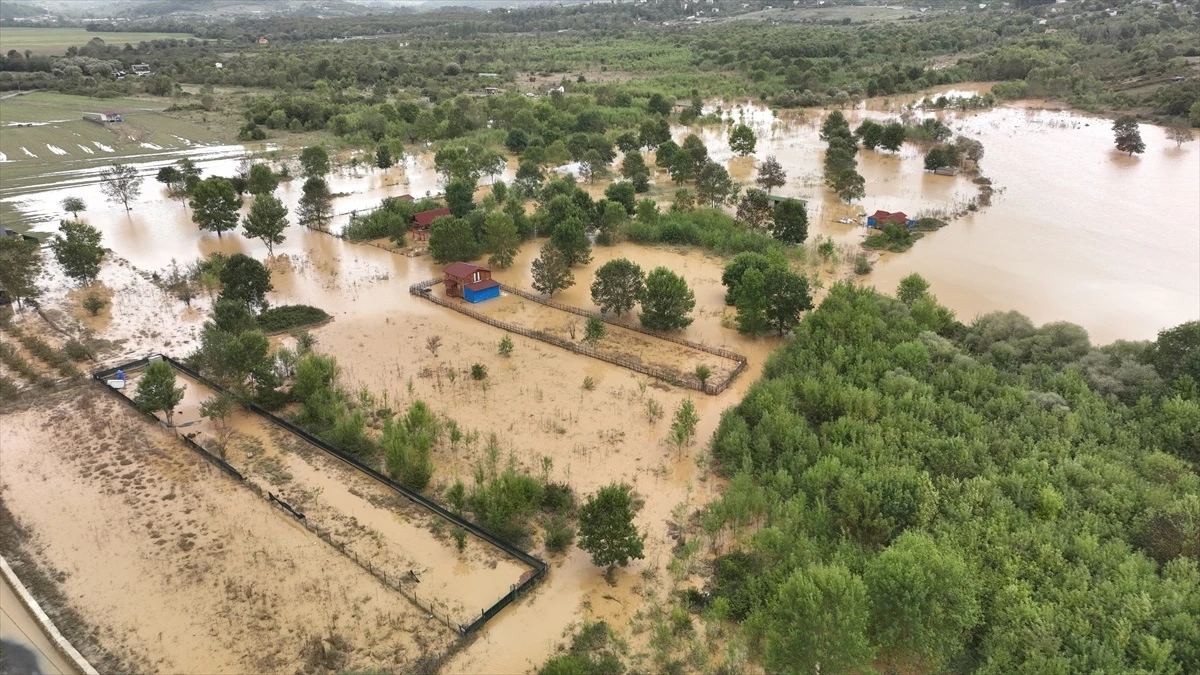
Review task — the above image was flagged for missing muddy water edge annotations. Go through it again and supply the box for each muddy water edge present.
[1,85,1197,673]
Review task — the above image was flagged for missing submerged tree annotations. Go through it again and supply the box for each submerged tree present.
[299,145,331,178]
[640,267,695,331]
[190,177,243,237]
[531,242,574,297]
[61,196,86,220]
[296,177,333,230]
[134,360,186,428]
[1112,115,1146,156]
[590,258,645,317]
[218,253,273,313]
[772,198,808,244]
[99,163,143,212]
[729,123,757,156]
[483,211,520,269]
[241,193,288,255]
[755,155,787,194]
[578,483,644,570]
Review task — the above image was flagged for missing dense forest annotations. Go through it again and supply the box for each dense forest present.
[691,281,1200,673]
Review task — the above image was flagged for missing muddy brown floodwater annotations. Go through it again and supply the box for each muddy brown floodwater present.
[3,83,1197,674]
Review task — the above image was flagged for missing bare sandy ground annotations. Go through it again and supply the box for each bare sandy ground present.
[0,388,457,674]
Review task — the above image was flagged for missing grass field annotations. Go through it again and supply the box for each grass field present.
[0,27,195,56]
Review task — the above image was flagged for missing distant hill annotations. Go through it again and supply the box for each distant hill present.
[0,1,47,18]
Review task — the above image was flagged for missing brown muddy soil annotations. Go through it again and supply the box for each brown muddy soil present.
[0,387,457,674]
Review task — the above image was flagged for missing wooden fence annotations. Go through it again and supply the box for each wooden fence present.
[409,279,748,395]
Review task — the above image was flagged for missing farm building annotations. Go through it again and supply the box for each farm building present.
[131,64,150,76]
[866,210,915,228]
[934,166,959,176]
[443,262,499,303]
[410,206,451,242]
[767,195,804,208]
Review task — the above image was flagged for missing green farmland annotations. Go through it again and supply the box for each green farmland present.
[0,27,196,56]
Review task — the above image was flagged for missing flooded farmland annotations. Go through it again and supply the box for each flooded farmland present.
[2,83,1198,673]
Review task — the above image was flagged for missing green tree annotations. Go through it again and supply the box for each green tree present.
[0,236,43,307]
[590,258,645,316]
[755,155,786,194]
[856,120,885,150]
[670,397,699,451]
[550,217,592,267]
[515,160,545,196]
[483,211,519,268]
[820,110,852,142]
[880,123,907,152]
[584,316,606,346]
[735,267,770,336]
[241,193,288,255]
[729,123,757,156]
[696,161,735,207]
[831,168,866,203]
[597,200,627,245]
[647,93,672,116]
[49,219,105,285]
[1148,321,1200,385]
[640,267,695,331]
[445,176,477,218]
[722,251,775,305]
[604,181,636,215]
[762,564,875,675]
[763,265,812,336]
[865,533,981,670]
[61,196,86,220]
[155,165,184,194]
[218,253,273,313]
[577,483,644,569]
[667,149,694,186]
[375,144,393,169]
[297,177,333,230]
[924,146,951,171]
[639,116,671,149]
[299,145,330,178]
[246,163,278,195]
[99,163,143,212]
[429,216,480,264]
[1113,115,1146,156]
[624,149,652,192]
[681,134,709,173]
[189,177,243,237]
[505,128,528,154]
[531,242,574,297]
[897,272,931,305]
[772,198,808,244]
[134,361,186,427]
[736,188,772,230]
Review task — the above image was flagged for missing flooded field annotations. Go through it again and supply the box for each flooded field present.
[0,389,456,674]
[2,81,1197,673]
[117,366,533,628]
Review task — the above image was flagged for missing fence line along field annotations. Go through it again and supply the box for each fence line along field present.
[0,388,458,674]
[0,28,196,55]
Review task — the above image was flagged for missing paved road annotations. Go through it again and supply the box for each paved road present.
[0,576,78,675]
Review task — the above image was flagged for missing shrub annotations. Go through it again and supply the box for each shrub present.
[854,253,873,275]
[471,363,488,380]
[544,516,576,553]
[582,375,596,391]
[256,304,330,333]
[695,364,711,386]
[0,375,18,400]
[63,339,91,361]
[498,334,514,356]
[542,481,576,514]
[82,292,106,316]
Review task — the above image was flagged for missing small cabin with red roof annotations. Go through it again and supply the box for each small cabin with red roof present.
[866,210,915,229]
[410,206,452,242]
[444,262,499,303]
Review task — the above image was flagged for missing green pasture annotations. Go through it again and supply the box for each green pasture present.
[0,27,195,56]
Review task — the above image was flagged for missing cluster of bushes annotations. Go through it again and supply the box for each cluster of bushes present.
[342,195,437,243]
[720,251,813,337]
[701,279,1200,673]
[624,207,781,257]
[0,341,49,388]
[446,442,577,548]
[256,304,330,333]
[539,621,626,675]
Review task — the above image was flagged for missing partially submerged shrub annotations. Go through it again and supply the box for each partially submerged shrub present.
[82,292,106,316]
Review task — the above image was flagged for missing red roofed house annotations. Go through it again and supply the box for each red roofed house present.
[410,206,452,242]
[866,210,915,228]
[443,262,500,303]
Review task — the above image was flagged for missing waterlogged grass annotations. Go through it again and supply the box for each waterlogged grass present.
[0,27,195,56]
